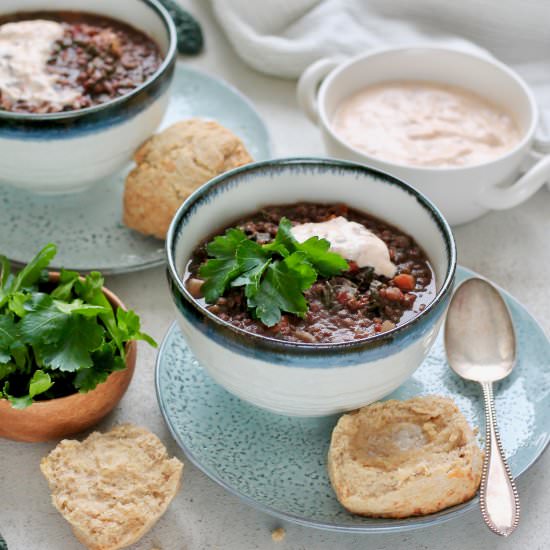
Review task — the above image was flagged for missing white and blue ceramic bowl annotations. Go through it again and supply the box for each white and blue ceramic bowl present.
[166,159,456,416]
[0,0,177,193]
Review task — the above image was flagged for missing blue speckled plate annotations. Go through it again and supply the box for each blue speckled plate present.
[156,266,549,533]
[0,64,271,274]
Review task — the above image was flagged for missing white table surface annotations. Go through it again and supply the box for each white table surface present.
[1,2,549,549]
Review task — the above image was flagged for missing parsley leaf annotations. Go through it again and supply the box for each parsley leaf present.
[265,217,348,277]
[295,235,349,277]
[199,228,248,302]
[74,341,126,393]
[50,269,80,301]
[37,316,104,372]
[29,369,54,398]
[11,243,57,293]
[116,309,157,348]
[3,370,53,409]
[231,239,271,298]
[248,253,317,326]
[198,218,349,327]
[19,294,70,345]
[0,315,17,363]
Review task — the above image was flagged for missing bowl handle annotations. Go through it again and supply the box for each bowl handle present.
[477,142,550,210]
[297,57,343,124]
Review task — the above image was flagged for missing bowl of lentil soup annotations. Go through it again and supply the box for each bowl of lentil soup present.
[166,158,456,416]
[0,0,176,193]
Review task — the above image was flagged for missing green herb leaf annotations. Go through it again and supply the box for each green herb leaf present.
[74,271,121,351]
[8,292,29,318]
[29,369,53,398]
[38,316,105,372]
[262,217,295,257]
[116,309,157,348]
[264,217,348,277]
[0,245,155,407]
[51,269,80,301]
[0,362,16,383]
[0,315,17,362]
[248,253,317,326]
[74,341,125,393]
[231,239,272,297]
[53,299,108,317]
[294,236,349,277]
[199,228,248,302]
[0,255,10,288]
[198,218,349,327]
[19,294,69,345]
[12,243,57,293]
[5,387,32,409]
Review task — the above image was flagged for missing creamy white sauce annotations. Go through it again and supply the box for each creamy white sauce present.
[332,81,520,167]
[0,20,79,107]
[291,216,396,278]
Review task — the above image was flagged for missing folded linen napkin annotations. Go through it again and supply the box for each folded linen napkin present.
[211,0,550,120]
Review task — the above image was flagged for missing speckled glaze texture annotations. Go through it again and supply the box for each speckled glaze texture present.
[156,266,550,533]
[0,65,271,273]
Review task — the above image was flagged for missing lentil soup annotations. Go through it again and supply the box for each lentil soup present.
[0,11,162,114]
[185,203,436,344]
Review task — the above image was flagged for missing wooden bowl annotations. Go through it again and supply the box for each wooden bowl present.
[0,273,137,442]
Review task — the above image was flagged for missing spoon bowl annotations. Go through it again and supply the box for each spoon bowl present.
[445,278,516,383]
[445,277,520,537]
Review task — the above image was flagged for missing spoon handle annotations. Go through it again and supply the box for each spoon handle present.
[479,381,520,536]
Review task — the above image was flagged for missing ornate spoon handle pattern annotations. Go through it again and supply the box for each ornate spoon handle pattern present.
[479,381,520,536]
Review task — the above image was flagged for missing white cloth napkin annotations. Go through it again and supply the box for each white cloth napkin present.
[211,0,550,131]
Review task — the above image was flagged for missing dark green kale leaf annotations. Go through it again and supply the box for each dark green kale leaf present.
[157,0,204,54]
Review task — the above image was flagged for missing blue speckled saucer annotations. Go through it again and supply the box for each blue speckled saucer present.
[156,266,549,533]
[0,64,271,274]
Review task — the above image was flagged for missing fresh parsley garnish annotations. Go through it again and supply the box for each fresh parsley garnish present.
[198,217,349,326]
[0,244,156,408]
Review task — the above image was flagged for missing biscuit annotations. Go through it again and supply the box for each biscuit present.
[123,118,253,239]
[328,396,483,518]
[40,424,183,550]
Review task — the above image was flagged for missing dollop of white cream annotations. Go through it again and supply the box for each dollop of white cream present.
[0,20,79,107]
[291,216,397,278]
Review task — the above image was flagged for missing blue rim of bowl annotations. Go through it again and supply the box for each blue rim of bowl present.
[166,157,457,353]
[0,0,177,122]
[155,265,550,533]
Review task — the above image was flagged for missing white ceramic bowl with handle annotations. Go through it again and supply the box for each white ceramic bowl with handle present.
[297,46,550,226]
[0,0,177,194]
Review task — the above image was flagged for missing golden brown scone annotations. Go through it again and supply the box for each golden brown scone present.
[328,396,483,518]
[123,118,253,239]
[40,424,183,550]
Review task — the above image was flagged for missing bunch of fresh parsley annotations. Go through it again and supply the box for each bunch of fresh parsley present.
[0,244,156,409]
[199,217,349,326]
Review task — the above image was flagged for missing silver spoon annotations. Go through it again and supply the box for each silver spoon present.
[444,277,520,536]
